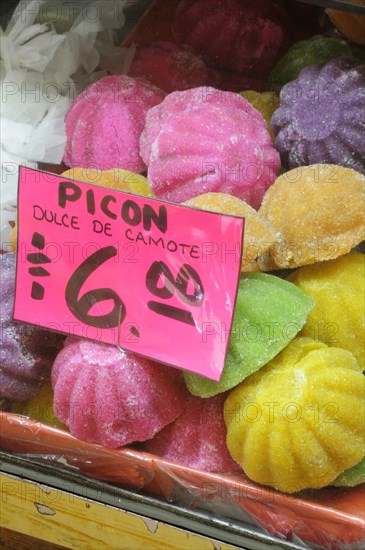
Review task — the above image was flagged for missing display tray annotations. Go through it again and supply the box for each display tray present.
[1,412,364,550]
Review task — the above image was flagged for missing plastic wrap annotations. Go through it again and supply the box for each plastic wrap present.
[1,412,364,550]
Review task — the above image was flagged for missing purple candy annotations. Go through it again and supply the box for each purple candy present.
[272,57,365,174]
[0,253,64,403]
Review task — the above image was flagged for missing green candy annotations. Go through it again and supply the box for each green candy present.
[184,273,314,398]
[267,35,364,94]
[332,456,365,487]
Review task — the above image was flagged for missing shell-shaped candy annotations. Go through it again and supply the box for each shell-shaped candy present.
[224,337,365,493]
[259,164,365,269]
[184,192,276,272]
[1,253,64,403]
[129,41,215,93]
[288,252,365,370]
[146,393,241,472]
[172,0,291,77]
[140,87,280,208]
[52,338,187,448]
[271,57,365,174]
[267,35,358,93]
[63,75,165,173]
[184,273,313,398]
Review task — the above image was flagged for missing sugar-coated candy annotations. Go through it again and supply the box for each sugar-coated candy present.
[52,339,187,448]
[146,394,241,472]
[172,0,291,78]
[63,75,165,173]
[259,165,365,269]
[240,91,279,140]
[267,35,359,94]
[224,337,365,493]
[1,254,64,402]
[184,273,313,397]
[128,41,215,93]
[332,456,365,487]
[12,383,67,430]
[61,167,153,197]
[184,192,276,272]
[140,87,280,208]
[272,57,365,174]
[288,252,365,370]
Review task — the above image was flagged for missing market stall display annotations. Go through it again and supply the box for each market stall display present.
[1,1,364,549]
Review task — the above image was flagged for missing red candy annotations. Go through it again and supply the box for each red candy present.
[129,41,215,93]
[146,394,241,472]
[172,0,291,78]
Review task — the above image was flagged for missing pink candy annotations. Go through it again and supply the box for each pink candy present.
[145,393,241,472]
[129,41,215,93]
[63,75,165,173]
[52,338,187,448]
[140,87,280,207]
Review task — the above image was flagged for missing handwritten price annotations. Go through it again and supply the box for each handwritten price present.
[16,167,243,378]
[65,246,204,330]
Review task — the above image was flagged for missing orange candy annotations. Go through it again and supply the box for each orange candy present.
[259,164,365,269]
[184,192,276,272]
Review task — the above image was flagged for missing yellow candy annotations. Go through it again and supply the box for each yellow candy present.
[224,337,365,493]
[288,252,365,370]
[12,383,67,430]
[184,193,276,272]
[240,91,280,141]
[61,167,153,197]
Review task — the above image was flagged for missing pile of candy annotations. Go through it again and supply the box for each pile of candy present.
[2,0,365,495]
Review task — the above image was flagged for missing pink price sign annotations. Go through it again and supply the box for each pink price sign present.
[14,167,244,381]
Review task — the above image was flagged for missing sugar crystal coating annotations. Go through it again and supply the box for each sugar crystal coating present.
[332,456,365,487]
[172,0,291,77]
[259,164,365,269]
[224,337,365,493]
[52,338,188,448]
[240,91,280,141]
[146,393,241,472]
[184,273,313,397]
[267,35,360,94]
[272,57,365,173]
[140,87,280,208]
[184,192,276,271]
[63,75,165,173]
[129,41,215,93]
[288,252,365,370]
[0,253,64,403]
